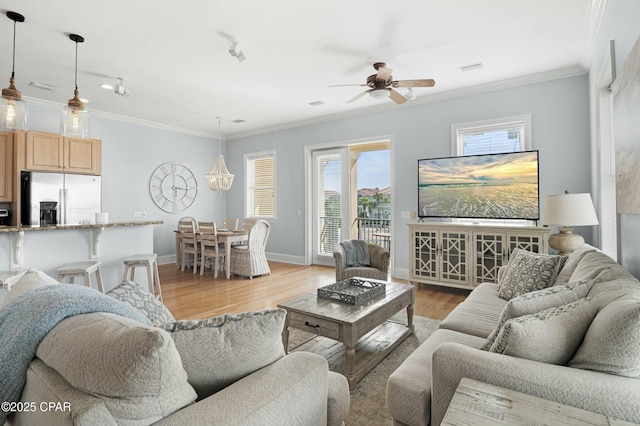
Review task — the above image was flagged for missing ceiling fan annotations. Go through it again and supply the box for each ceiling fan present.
[331,62,435,105]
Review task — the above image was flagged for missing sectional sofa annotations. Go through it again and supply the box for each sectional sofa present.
[386,246,640,425]
[0,272,349,426]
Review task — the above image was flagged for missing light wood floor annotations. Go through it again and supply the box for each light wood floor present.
[159,261,469,321]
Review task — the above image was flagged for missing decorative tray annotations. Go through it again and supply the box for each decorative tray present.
[317,277,386,305]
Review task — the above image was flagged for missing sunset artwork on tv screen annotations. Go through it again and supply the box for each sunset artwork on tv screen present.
[418,150,539,220]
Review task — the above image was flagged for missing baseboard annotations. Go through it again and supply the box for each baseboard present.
[157,252,306,266]
[157,254,176,266]
[393,267,409,280]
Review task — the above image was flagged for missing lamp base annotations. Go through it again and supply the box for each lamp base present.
[548,227,584,256]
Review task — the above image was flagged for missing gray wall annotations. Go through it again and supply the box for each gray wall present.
[23,104,226,263]
[227,75,591,278]
[589,0,640,277]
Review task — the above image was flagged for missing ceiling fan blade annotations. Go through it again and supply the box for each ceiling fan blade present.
[346,90,371,103]
[393,79,436,88]
[376,66,393,82]
[329,83,368,87]
[389,88,408,104]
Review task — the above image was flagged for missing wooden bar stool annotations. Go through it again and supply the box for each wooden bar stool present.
[122,254,162,301]
[56,260,105,293]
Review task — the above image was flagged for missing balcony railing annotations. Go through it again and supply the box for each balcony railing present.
[356,218,391,251]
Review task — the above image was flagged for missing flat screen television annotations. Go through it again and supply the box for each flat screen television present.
[418,150,539,220]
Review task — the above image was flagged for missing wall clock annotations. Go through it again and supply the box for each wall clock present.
[149,162,198,213]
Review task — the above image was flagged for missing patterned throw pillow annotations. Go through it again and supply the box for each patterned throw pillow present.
[489,297,598,365]
[481,280,592,350]
[160,309,287,399]
[107,280,175,326]
[569,299,640,377]
[498,248,567,300]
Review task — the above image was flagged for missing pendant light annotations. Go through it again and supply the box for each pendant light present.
[0,11,27,131]
[60,34,90,138]
[206,117,234,191]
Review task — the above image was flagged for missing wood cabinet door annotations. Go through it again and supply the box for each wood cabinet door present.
[64,138,101,175]
[439,230,469,285]
[0,132,13,201]
[473,231,507,284]
[25,131,63,171]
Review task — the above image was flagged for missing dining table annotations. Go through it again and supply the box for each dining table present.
[174,229,249,279]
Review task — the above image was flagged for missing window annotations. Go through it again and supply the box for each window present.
[451,115,532,156]
[245,150,276,218]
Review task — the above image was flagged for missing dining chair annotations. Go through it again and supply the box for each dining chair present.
[223,218,239,231]
[230,219,271,279]
[198,221,216,235]
[175,217,198,269]
[179,222,200,274]
[200,232,225,278]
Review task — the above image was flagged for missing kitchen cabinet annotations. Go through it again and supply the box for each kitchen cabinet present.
[0,132,14,201]
[409,222,549,290]
[23,131,101,175]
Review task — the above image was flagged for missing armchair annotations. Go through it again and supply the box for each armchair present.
[333,240,390,281]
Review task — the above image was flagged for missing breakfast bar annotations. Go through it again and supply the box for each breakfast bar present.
[0,221,162,292]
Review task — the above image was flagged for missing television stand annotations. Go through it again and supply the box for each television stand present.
[408,222,549,290]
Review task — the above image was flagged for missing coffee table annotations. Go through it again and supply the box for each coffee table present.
[278,280,415,390]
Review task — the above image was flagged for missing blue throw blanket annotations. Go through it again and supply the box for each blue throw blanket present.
[0,284,152,423]
[341,240,371,267]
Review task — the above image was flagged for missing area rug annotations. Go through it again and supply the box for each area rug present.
[289,313,440,425]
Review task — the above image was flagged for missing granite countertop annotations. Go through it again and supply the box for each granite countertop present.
[0,221,163,233]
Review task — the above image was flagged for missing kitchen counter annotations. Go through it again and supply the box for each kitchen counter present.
[0,221,162,232]
[0,221,163,292]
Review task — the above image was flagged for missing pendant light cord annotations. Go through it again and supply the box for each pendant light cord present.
[74,40,78,90]
[11,19,16,77]
[217,116,222,155]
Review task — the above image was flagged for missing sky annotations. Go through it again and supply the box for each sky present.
[358,150,390,189]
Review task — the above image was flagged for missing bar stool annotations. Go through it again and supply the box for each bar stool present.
[56,260,105,293]
[122,254,162,301]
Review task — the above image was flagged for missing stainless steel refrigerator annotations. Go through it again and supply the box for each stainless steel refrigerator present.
[21,171,102,226]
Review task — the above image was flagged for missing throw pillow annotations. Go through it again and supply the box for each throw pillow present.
[488,297,598,365]
[569,299,640,377]
[160,308,287,399]
[498,248,566,300]
[107,280,175,326]
[481,280,592,350]
[36,312,197,424]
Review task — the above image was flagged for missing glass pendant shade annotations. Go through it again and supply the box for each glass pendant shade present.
[61,90,90,138]
[61,34,90,138]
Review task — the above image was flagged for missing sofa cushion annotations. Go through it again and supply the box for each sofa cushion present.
[568,251,632,284]
[0,269,59,310]
[554,248,595,285]
[488,297,598,365]
[498,249,566,300]
[36,312,196,424]
[386,328,486,426]
[159,309,286,399]
[439,283,506,338]
[107,280,175,326]
[569,299,640,377]
[482,280,592,350]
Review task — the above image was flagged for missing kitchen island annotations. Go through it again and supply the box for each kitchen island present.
[0,221,162,293]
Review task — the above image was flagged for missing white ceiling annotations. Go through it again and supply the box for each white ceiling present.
[0,0,603,138]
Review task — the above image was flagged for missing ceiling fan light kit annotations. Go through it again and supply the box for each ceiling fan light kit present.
[0,11,28,131]
[60,33,90,139]
[332,62,435,105]
[206,117,235,192]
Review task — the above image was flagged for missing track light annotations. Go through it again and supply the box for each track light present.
[114,78,130,97]
[228,42,246,62]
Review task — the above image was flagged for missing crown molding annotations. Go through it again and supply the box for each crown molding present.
[580,0,608,70]
[23,96,218,139]
[227,65,587,140]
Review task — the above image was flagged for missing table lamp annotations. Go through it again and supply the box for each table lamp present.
[542,192,599,255]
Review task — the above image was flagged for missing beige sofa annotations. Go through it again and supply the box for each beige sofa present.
[1,272,350,426]
[386,246,640,426]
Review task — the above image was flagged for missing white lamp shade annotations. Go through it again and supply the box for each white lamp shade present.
[61,106,90,139]
[0,96,27,130]
[542,193,599,227]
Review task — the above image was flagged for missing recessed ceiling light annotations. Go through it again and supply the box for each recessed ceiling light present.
[232,119,246,123]
[459,62,483,72]
[99,83,114,90]
[308,100,324,107]
[28,81,58,91]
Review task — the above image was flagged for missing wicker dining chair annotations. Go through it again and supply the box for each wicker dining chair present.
[230,219,271,279]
